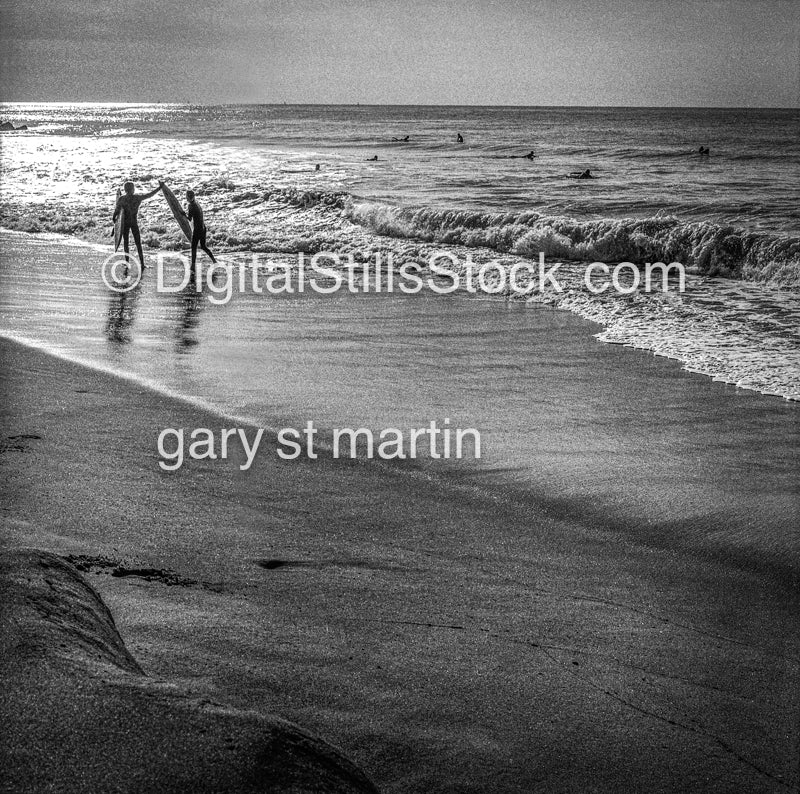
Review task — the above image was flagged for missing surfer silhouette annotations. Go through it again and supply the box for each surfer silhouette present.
[457,133,464,143]
[112,181,162,267]
[182,190,217,268]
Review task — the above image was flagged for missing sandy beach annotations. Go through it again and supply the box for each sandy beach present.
[2,333,798,793]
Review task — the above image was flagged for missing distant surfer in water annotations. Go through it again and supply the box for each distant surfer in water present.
[698,146,710,156]
[568,169,596,179]
[182,190,217,268]
[367,155,378,161]
[524,150,535,159]
[457,133,464,143]
[112,181,162,268]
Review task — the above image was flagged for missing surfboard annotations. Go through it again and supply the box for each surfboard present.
[113,188,125,251]
[161,183,193,242]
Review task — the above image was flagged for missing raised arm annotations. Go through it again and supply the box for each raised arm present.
[142,183,163,200]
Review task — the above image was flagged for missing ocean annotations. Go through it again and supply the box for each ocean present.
[1,103,798,403]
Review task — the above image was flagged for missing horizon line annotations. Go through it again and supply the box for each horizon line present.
[1,100,798,111]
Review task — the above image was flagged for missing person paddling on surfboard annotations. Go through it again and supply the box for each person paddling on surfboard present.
[182,190,217,268]
[112,181,162,268]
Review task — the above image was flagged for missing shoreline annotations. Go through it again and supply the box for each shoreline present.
[1,335,798,791]
[2,225,798,403]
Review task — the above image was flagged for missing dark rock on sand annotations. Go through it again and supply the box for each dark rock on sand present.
[0,549,378,793]
[62,552,222,590]
[256,558,292,570]
[0,121,14,130]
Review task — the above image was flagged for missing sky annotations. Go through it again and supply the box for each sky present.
[0,0,798,106]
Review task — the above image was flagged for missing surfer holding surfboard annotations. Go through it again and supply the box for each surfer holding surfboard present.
[182,189,217,268]
[112,181,163,268]
[159,182,216,267]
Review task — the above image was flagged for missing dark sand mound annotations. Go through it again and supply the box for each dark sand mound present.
[0,549,378,794]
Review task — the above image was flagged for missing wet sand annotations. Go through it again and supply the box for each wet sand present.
[1,336,798,793]
[1,231,797,576]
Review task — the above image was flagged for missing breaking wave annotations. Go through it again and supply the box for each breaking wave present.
[2,177,799,290]
[346,201,800,287]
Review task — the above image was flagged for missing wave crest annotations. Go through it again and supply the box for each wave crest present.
[346,201,800,286]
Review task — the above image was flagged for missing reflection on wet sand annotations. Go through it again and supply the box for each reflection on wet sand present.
[176,267,205,352]
[105,283,140,346]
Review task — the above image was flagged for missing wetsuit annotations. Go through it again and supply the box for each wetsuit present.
[113,186,160,266]
[186,198,216,267]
